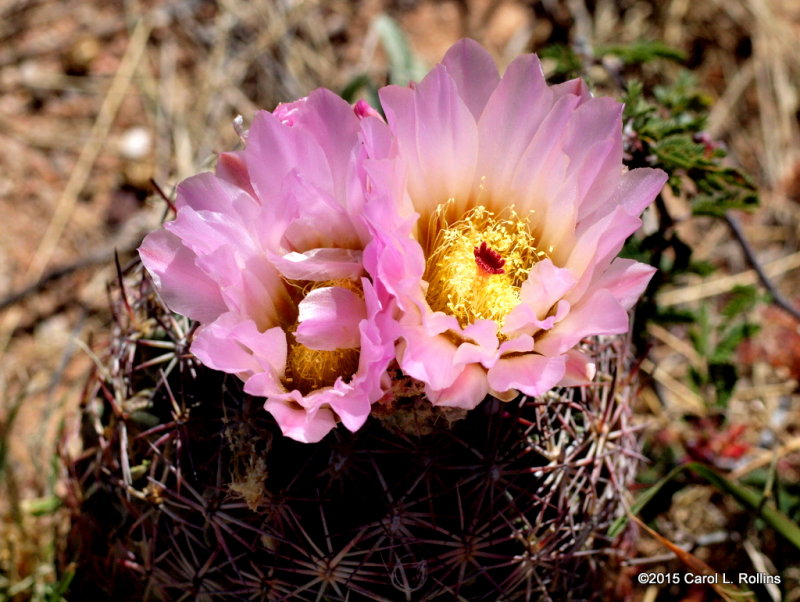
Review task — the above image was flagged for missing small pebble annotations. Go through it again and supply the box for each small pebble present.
[119,127,152,160]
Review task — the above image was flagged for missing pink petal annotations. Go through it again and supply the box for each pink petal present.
[262,397,337,443]
[565,205,643,297]
[551,77,591,103]
[615,167,668,216]
[353,99,381,119]
[165,204,256,260]
[593,258,657,310]
[397,328,461,391]
[461,319,500,349]
[192,316,288,380]
[502,259,575,336]
[271,248,364,281]
[560,349,597,386]
[477,54,553,202]
[536,288,630,356]
[279,172,363,251]
[324,388,372,432]
[453,341,497,369]
[426,363,489,410]
[487,354,566,397]
[358,115,394,162]
[295,286,367,351]
[440,38,500,119]
[279,88,361,201]
[215,151,255,197]
[139,230,226,323]
[380,67,478,217]
[244,110,332,205]
[175,170,257,216]
[562,97,624,217]
[200,250,293,331]
[498,334,534,356]
[507,94,582,217]
[521,259,576,318]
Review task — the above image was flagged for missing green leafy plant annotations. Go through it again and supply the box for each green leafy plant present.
[685,285,761,406]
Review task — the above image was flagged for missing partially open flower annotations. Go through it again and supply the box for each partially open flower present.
[139,90,394,442]
[364,39,667,409]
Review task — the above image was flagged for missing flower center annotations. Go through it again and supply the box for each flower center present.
[283,279,361,395]
[473,241,506,274]
[424,204,545,330]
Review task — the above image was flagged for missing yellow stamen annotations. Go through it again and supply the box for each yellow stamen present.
[283,278,362,395]
[424,204,546,330]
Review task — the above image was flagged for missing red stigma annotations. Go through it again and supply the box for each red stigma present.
[474,241,506,275]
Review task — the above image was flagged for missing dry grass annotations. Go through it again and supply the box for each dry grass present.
[1,0,799,599]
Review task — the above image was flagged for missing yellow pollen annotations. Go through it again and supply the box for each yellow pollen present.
[424,205,546,330]
[283,279,362,395]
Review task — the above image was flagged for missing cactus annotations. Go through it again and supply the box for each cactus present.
[59,258,642,601]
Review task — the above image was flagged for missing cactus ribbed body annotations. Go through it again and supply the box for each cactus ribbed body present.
[61,262,640,601]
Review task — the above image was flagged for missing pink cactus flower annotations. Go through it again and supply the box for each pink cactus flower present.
[139,90,394,443]
[362,39,667,409]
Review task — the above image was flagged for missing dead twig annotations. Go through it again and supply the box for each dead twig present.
[0,239,141,312]
[725,211,800,322]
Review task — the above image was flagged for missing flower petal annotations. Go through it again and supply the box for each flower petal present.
[261,397,337,443]
[138,230,226,323]
[614,167,668,217]
[593,258,657,310]
[426,363,489,410]
[487,354,566,397]
[536,288,630,356]
[271,248,364,281]
[295,286,367,351]
[477,53,553,203]
[244,110,332,205]
[560,349,597,386]
[502,259,575,336]
[440,38,500,119]
[192,316,287,381]
[561,97,624,218]
[397,328,461,391]
[380,66,478,218]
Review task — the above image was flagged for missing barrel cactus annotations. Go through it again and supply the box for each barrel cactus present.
[60,39,663,600]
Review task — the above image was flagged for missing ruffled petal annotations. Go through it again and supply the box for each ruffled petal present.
[192,316,288,382]
[397,329,461,391]
[487,354,566,397]
[535,288,630,356]
[271,248,364,281]
[502,259,575,336]
[295,286,367,351]
[426,363,489,409]
[261,396,337,443]
[138,230,226,323]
